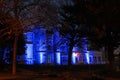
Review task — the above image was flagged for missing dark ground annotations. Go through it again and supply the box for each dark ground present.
[0,64,120,80]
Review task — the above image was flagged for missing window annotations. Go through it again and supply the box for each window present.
[89,57,92,63]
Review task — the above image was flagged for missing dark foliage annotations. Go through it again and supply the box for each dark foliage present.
[0,24,25,63]
[57,0,91,66]
[86,0,120,66]
[57,0,120,67]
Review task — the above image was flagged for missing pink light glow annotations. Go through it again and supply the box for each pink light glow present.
[74,52,80,57]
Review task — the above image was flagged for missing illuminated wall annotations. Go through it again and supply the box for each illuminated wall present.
[39,52,46,64]
[24,31,34,65]
[72,52,76,64]
[25,44,34,64]
[56,52,61,64]
[23,25,107,65]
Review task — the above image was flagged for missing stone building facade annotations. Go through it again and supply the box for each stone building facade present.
[21,25,107,65]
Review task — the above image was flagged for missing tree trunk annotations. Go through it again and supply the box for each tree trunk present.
[12,36,18,75]
[53,48,56,65]
[105,29,115,70]
[68,40,74,69]
[0,48,4,72]
[0,48,4,64]
[106,45,114,70]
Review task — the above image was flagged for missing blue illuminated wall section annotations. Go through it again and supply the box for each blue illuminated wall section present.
[32,26,56,64]
[72,52,76,64]
[33,27,47,64]
[85,51,94,64]
[25,44,34,64]
[39,52,46,64]
[85,51,90,64]
[59,45,69,65]
[71,38,94,65]
[83,38,94,64]
[24,25,97,65]
[56,52,61,65]
[24,31,34,65]
[72,47,81,64]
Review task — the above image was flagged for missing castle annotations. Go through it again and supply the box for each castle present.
[18,24,108,65]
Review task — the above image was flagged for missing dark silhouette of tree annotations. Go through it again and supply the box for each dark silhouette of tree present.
[85,0,120,68]
[0,23,25,65]
[57,0,90,67]
[57,0,120,68]
[0,25,6,64]
[0,0,57,75]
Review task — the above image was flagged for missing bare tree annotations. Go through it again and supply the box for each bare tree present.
[56,0,90,67]
[0,0,57,75]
